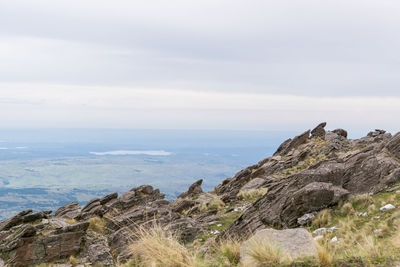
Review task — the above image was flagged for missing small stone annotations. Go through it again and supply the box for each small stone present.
[374,229,383,233]
[297,213,316,226]
[380,204,395,212]
[314,235,323,241]
[330,236,338,243]
[313,228,327,235]
[358,212,368,217]
[217,224,222,227]
[327,226,339,233]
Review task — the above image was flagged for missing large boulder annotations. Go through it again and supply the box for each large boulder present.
[240,228,317,265]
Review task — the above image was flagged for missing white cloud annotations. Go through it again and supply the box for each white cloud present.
[0,83,398,133]
[0,1,400,131]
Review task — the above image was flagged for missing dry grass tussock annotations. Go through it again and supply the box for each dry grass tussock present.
[128,223,244,267]
[88,216,106,234]
[312,209,332,228]
[237,188,268,202]
[129,224,198,267]
[241,238,292,266]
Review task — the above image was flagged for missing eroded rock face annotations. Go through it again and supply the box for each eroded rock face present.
[178,179,203,199]
[386,132,400,158]
[274,130,311,156]
[55,202,81,219]
[1,222,89,267]
[311,122,327,138]
[221,127,400,239]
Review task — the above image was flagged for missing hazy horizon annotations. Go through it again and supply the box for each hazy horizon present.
[1,1,400,132]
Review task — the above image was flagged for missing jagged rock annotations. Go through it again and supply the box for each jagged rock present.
[0,210,49,232]
[241,178,265,191]
[215,166,256,196]
[311,122,327,138]
[171,199,196,213]
[52,222,89,234]
[3,223,87,266]
[178,179,203,199]
[165,218,201,243]
[273,138,292,156]
[46,218,69,228]
[119,185,165,211]
[221,129,400,239]
[368,129,387,137]
[274,130,310,156]
[151,199,170,207]
[100,192,118,205]
[194,210,221,225]
[108,227,134,256]
[297,213,316,226]
[78,198,103,220]
[86,242,113,266]
[386,132,400,158]
[220,189,240,203]
[55,202,81,219]
[332,128,348,138]
[240,228,317,265]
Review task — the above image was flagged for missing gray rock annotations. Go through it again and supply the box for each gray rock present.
[380,204,395,212]
[275,130,310,156]
[332,128,348,138]
[100,192,118,205]
[311,122,327,138]
[297,213,316,226]
[386,132,400,159]
[171,199,196,213]
[241,178,266,191]
[87,243,113,266]
[178,179,203,199]
[55,202,81,219]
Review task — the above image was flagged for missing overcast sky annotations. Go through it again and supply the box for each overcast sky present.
[0,0,399,133]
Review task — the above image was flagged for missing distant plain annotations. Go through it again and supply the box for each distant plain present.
[0,129,293,219]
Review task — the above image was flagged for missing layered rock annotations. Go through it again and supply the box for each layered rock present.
[221,125,400,238]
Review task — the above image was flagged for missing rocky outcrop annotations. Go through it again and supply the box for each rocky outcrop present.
[386,132,400,158]
[0,210,50,232]
[0,221,89,266]
[332,128,348,138]
[178,179,203,199]
[311,122,326,138]
[274,130,311,156]
[221,125,400,239]
[55,202,81,219]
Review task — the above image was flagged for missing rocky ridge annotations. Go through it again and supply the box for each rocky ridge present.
[0,123,399,266]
